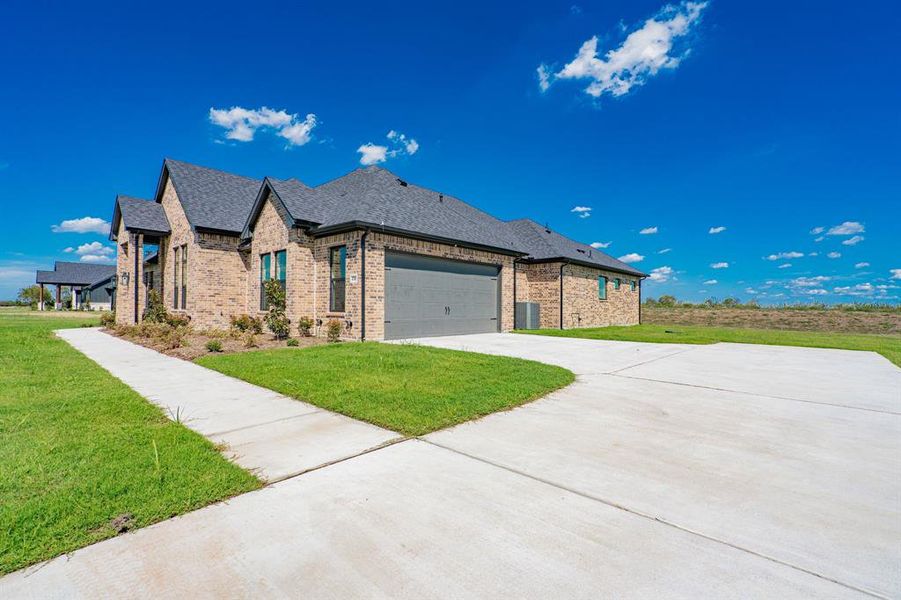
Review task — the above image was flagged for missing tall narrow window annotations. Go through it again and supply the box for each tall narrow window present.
[630,280,637,292]
[173,246,180,309]
[614,278,621,290]
[598,276,607,300]
[260,253,271,310]
[275,250,287,296]
[329,246,346,312]
[180,245,187,309]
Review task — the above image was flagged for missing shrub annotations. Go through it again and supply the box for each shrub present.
[205,339,223,353]
[297,316,314,337]
[243,331,258,348]
[162,327,187,350]
[100,311,116,327]
[657,295,678,307]
[263,279,290,339]
[230,314,263,334]
[326,319,342,343]
[165,313,190,328]
[143,290,168,323]
[286,338,299,347]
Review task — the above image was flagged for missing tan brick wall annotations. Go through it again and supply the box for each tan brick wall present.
[114,222,145,325]
[158,177,193,316]
[515,261,640,329]
[249,192,315,333]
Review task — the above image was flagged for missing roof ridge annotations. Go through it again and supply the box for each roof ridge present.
[164,157,260,183]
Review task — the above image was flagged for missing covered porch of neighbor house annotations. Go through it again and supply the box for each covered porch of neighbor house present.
[35,262,117,311]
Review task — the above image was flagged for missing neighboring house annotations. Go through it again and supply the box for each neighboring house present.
[35,262,116,310]
[79,272,116,311]
[110,159,645,339]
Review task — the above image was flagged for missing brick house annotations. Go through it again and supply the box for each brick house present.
[110,159,645,339]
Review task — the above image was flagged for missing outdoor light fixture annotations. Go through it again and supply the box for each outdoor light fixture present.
[120,272,129,286]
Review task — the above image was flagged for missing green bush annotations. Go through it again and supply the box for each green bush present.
[143,290,168,323]
[286,338,299,347]
[230,314,263,334]
[326,319,342,343]
[297,316,314,337]
[165,313,190,328]
[205,339,223,353]
[263,280,290,340]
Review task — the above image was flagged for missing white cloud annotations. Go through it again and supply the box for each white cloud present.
[657,248,672,254]
[537,64,552,92]
[546,1,708,99]
[359,130,420,165]
[854,262,870,269]
[765,251,803,261]
[590,241,611,249]
[778,263,792,269]
[809,226,824,235]
[703,279,717,285]
[827,251,841,259]
[814,236,825,242]
[648,265,673,282]
[571,206,592,219]
[841,235,864,246]
[891,269,901,280]
[708,226,726,234]
[710,262,728,269]
[63,247,74,253]
[618,253,644,263]
[639,226,658,235]
[80,254,115,264]
[209,106,317,146]
[803,288,828,296]
[73,241,113,257]
[792,275,831,287]
[357,143,388,166]
[51,216,110,234]
[827,221,864,235]
[808,252,818,256]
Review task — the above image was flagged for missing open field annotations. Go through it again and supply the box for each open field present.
[199,343,575,436]
[0,313,259,574]
[518,323,901,366]
[642,305,901,335]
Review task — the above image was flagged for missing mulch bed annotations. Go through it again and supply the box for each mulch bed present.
[105,328,325,361]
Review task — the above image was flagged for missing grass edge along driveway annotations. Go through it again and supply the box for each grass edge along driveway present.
[0,315,260,575]
[516,324,901,366]
[199,343,575,437]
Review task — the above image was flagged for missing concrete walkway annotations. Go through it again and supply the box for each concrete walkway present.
[56,328,400,482]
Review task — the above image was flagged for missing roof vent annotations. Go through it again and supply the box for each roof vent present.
[396,178,408,187]
[576,248,586,254]
[544,223,551,234]
[438,193,444,202]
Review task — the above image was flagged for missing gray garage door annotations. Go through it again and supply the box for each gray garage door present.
[384,252,500,339]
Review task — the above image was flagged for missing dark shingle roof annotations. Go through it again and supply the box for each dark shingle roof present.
[117,195,170,234]
[506,219,646,277]
[36,262,116,285]
[163,159,261,233]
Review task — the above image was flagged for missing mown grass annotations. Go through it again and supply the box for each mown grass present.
[199,343,575,436]
[517,324,901,366]
[0,314,259,575]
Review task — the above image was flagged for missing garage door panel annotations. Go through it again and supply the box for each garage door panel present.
[385,253,500,340]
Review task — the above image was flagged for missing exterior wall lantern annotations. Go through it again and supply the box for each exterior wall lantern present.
[120,272,130,286]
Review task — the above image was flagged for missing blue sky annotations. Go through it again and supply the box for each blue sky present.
[1,0,898,302]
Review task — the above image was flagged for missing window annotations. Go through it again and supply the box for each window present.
[275,250,287,294]
[614,278,621,290]
[598,275,607,300]
[260,253,272,310]
[329,246,346,312]
[630,280,637,292]
[180,245,187,309]
[173,246,180,308]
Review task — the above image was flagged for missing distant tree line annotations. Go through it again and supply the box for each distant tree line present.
[643,295,899,312]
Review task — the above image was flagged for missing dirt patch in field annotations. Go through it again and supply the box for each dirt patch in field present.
[643,307,901,335]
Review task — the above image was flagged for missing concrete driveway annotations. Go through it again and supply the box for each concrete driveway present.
[4,333,898,598]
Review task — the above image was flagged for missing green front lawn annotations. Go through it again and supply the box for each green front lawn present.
[517,324,901,366]
[0,314,259,575]
[199,343,574,436]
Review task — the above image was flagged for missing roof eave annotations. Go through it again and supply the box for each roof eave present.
[309,221,527,257]
[522,256,646,278]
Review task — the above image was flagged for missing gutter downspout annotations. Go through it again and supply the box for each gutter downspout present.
[360,229,370,341]
[559,261,568,330]
[512,259,519,329]
[638,278,642,324]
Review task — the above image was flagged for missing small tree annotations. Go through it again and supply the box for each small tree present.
[17,285,53,309]
[143,289,168,323]
[263,279,290,339]
[657,294,678,307]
